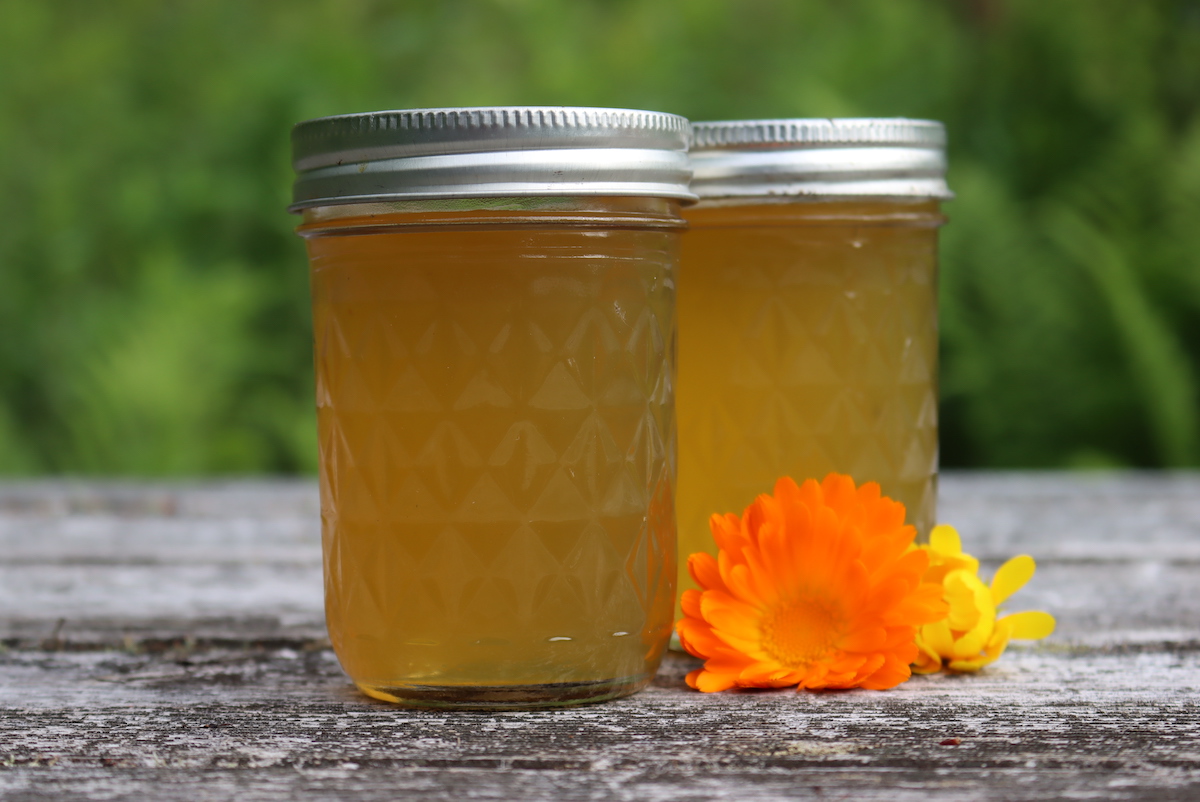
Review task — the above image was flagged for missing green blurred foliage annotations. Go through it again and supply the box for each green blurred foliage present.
[0,0,1197,474]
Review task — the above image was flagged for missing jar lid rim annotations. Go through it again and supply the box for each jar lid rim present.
[691,118,946,150]
[290,106,696,210]
[689,118,952,200]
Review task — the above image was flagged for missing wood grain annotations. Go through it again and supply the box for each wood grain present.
[2,473,1198,800]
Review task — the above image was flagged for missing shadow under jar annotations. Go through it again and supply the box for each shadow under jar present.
[676,119,953,620]
[289,108,694,709]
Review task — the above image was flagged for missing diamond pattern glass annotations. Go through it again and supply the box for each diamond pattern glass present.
[676,200,943,618]
[304,202,680,707]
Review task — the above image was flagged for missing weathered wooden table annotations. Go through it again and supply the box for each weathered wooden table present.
[2,473,1198,800]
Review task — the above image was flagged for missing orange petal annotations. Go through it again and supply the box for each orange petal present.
[743,494,777,545]
[717,549,742,593]
[892,640,919,665]
[688,551,725,593]
[700,590,760,633]
[883,624,919,649]
[738,661,799,687]
[756,520,795,587]
[859,654,912,690]
[855,479,882,507]
[677,617,743,661]
[694,669,738,693]
[820,473,859,515]
[710,512,744,553]
[887,584,950,625]
[864,500,908,543]
[703,654,759,678]
[680,588,704,620]
[772,475,803,502]
[839,626,888,653]
[726,563,769,608]
[797,477,825,513]
[850,653,887,685]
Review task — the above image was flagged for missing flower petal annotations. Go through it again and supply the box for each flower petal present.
[921,619,956,658]
[700,596,759,634]
[710,512,744,555]
[1002,610,1056,640]
[912,635,943,674]
[991,554,1036,606]
[694,669,738,693]
[859,654,911,690]
[952,623,991,660]
[839,625,887,653]
[677,473,986,693]
[738,661,800,688]
[929,524,963,556]
[726,563,769,608]
[886,583,949,625]
[949,617,1013,672]
[688,551,724,592]
[849,653,886,684]
[945,657,987,672]
[677,618,746,662]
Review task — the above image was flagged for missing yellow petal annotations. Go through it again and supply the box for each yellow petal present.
[1002,610,1056,640]
[991,555,1036,605]
[952,625,989,660]
[986,617,1013,657]
[911,651,942,674]
[946,657,986,672]
[969,618,1012,668]
[929,524,962,556]
[948,614,1013,673]
[945,570,988,632]
[950,620,1008,671]
[911,634,943,674]
[922,619,956,658]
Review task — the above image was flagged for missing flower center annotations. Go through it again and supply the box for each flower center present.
[760,597,843,668]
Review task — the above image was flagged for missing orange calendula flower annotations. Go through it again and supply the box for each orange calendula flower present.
[676,474,949,692]
[912,524,1056,674]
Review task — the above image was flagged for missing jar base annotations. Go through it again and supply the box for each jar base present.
[353,673,653,710]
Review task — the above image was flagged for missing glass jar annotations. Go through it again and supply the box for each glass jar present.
[676,119,951,619]
[289,108,693,708]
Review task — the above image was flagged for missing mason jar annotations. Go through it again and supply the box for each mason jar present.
[289,107,693,708]
[676,119,951,617]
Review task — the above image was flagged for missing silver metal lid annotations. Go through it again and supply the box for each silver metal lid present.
[689,118,952,200]
[289,106,696,211]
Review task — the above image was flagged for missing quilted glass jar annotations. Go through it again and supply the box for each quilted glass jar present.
[676,119,951,618]
[290,108,693,708]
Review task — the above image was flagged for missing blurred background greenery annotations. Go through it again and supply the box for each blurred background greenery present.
[1,0,1198,475]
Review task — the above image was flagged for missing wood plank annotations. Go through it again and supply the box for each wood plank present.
[1,649,1198,800]
[1,474,1198,800]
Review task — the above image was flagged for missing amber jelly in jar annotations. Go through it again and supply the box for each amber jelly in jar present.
[289,107,694,708]
[676,119,952,618]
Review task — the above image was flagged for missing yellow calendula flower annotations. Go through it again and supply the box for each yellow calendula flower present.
[913,524,1056,674]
